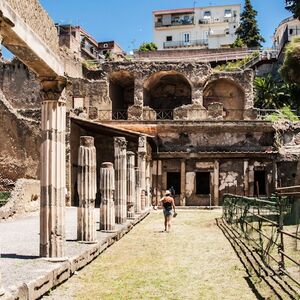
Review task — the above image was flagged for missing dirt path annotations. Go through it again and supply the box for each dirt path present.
[44,210,258,300]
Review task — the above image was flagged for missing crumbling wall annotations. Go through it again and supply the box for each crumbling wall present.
[0,179,40,219]
[0,89,40,190]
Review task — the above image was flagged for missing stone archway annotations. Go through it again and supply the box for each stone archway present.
[203,78,245,120]
[109,71,134,120]
[144,71,192,119]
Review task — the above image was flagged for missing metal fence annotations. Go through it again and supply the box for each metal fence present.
[223,192,300,288]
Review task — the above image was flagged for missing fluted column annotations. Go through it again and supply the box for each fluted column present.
[146,160,151,208]
[135,168,141,214]
[138,135,147,211]
[77,136,97,242]
[100,162,116,231]
[114,137,127,224]
[40,80,66,258]
[127,152,136,219]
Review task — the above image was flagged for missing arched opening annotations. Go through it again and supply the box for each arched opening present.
[144,71,192,119]
[109,71,134,120]
[203,78,245,120]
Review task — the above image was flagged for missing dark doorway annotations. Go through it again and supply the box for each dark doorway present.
[167,172,181,195]
[254,170,266,196]
[196,172,210,195]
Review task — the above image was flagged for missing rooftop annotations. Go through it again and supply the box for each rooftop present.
[153,4,240,15]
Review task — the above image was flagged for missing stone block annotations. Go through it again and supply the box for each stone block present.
[143,106,157,121]
[207,102,224,120]
[69,251,89,274]
[53,262,71,286]
[88,106,99,120]
[174,104,207,120]
[26,272,54,300]
[127,105,143,120]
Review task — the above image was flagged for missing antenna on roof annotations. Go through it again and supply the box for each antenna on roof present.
[193,0,197,10]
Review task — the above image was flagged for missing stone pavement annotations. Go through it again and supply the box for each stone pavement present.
[0,208,149,299]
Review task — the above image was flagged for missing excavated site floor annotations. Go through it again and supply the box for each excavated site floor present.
[42,210,294,300]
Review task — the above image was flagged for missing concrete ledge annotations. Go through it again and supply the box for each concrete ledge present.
[2,211,149,300]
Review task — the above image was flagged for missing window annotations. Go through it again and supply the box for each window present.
[167,172,181,195]
[196,172,210,195]
[224,9,232,17]
[166,36,173,41]
[254,170,266,196]
[203,11,211,19]
[183,33,190,43]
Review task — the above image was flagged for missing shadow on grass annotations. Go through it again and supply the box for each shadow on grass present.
[216,218,298,300]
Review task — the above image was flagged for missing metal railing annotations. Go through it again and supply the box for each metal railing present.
[223,192,300,288]
[98,110,128,120]
[163,39,208,49]
[156,109,173,120]
[155,18,194,28]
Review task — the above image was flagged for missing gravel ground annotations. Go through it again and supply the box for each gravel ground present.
[0,208,130,290]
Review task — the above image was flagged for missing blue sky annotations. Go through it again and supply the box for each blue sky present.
[2,0,292,57]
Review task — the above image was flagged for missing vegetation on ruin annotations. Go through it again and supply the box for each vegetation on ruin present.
[82,60,102,70]
[264,105,299,122]
[280,37,300,85]
[138,42,158,52]
[213,51,259,71]
[235,0,265,48]
[0,191,10,206]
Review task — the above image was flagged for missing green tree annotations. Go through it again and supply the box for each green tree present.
[138,42,157,52]
[254,75,280,109]
[280,37,300,85]
[235,0,265,48]
[285,0,300,19]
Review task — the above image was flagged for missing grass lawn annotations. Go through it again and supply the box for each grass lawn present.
[46,210,262,300]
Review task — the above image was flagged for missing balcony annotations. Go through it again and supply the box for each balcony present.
[163,39,208,49]
[199,16,237,24]
[155,16,194,28]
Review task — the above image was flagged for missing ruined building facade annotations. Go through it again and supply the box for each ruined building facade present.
[0,58,299,207]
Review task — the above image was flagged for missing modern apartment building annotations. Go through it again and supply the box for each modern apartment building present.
[153,4,240,50]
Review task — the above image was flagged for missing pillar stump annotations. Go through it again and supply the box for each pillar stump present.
[100,162,115,231]
[138,135,147,211]
[114,137,127,224]
[77,136,97,242]
[40,80,66,258]
[127,152,136,219]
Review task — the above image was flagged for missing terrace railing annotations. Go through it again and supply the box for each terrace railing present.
[223,192,300,288]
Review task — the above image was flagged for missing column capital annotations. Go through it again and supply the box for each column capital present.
[80,136,95,148]
[114,137,127,150]
[41,78,67,101]
[138,135,147,153]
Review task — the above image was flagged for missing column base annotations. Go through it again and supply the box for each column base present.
[43,257,69,263]
[78,240,98,244]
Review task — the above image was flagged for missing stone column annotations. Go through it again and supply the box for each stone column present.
[213,160,219,206]
[127,152,136,218]
[249,165,255,197]
[146,159,151,208]
[77,136,97,242]
[135,168,142,214]
[100,162,116,231]
[138,135,147,211]
[180,159,186,206]
[40,80,66,258]
[244,160,249,196]
[114,137,127,224]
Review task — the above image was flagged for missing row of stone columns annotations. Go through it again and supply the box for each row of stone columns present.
[75,135,149,242]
